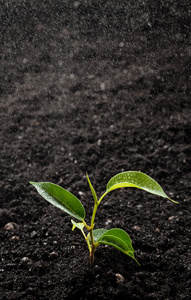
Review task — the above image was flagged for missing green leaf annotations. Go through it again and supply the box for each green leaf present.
[96,228,139,264]
[86,173,98,203]
[103,229,134,252]
[71,220,84,231]
[105,171,178,203]
[97,228,134,252]
[93,228,107,243]
[30,182,85,221]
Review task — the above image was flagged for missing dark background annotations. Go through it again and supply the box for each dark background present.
[0,1,191,299]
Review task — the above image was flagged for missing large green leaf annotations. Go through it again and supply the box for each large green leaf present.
[96,228,139,264]
[105,171,177,203]
[30,182,85,221]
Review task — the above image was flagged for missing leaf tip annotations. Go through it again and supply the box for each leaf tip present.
[135,259,141,266]
[169,198,179,204]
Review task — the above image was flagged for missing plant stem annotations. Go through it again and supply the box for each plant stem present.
[88,188,109,268]
[81,229,91,252]
[89,202,99,268]
[89,228,95,268]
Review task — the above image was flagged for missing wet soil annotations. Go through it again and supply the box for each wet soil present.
[0,1,191,299]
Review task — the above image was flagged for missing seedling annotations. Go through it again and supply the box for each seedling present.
[30,171,178,268]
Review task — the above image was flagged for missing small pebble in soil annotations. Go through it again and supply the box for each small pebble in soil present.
[100,82,106,90]
[87,74,94,79]
[21,257,30,263]
[105,219,112,225]
[97,139,102,146]
[137,204,143,210]
[103,201,110,208]
[4,222,17,231]
[10,235,20,241]
[31,230,38,238]
[115,273,125,284]
[133,225,141,231]
[119,42,125,47]
[49,252,59,259]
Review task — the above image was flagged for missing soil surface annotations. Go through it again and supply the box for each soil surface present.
[0,1,191,299]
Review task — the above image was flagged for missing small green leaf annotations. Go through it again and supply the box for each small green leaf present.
[30,182,85,221]
[86,173,98,203]
[105,171,178,203]
[96,228,139,264]
[97,228,134,253]
[93,228,107,243]
[101,228,134,253]
[71,220,84,231]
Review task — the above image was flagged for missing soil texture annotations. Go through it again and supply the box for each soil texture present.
[0,1,191,299]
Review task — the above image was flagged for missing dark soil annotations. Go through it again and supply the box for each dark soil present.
[0,1,191,299]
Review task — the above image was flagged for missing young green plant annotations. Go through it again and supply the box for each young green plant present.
[30,171,178,268]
